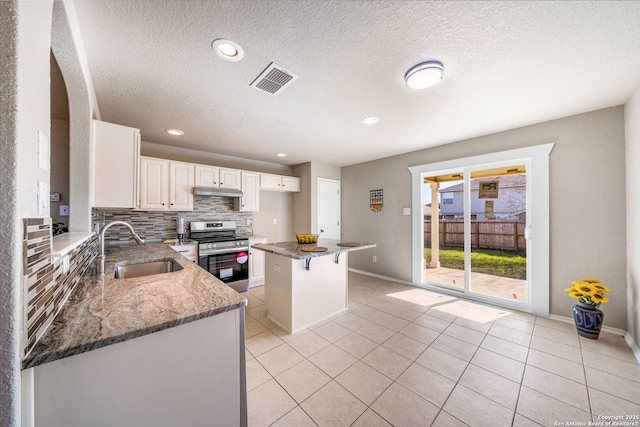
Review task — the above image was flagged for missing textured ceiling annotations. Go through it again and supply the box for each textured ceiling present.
[71,0,640,167]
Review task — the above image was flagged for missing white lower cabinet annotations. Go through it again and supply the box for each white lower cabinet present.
[168,243,197,262]
[249,237,267,287]
[139,157,194,210]
[33,309,247,426]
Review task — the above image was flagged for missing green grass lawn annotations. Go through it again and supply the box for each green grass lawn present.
[424,246,526,280]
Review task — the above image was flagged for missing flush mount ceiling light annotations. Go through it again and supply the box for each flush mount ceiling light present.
[211,39,244,61]
[405,61,444,90]
[166,129,184,136]
[276,152,288,157]
[361,116,379,125]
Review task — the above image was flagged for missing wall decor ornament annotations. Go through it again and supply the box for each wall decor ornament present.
[370,189,383,212]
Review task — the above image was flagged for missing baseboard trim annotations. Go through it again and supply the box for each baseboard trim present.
[348,268,412,286]
[548,314,639,364]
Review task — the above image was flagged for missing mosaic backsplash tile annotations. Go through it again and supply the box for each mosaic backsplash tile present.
[93,196,253,245]
[23,218,98,358]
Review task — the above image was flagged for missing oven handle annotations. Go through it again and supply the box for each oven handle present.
[199,246,249,256]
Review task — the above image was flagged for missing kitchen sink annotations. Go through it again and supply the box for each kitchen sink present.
[114,258,183,279]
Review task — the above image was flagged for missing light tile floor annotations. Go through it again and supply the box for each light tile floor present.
[245,272,640,427]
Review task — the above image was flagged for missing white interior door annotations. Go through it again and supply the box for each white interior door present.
[317,178,341,240]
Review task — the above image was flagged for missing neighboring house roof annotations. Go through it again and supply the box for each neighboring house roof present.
[439,175,526,193]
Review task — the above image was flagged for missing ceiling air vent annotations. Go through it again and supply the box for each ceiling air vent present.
[250,62,298,95]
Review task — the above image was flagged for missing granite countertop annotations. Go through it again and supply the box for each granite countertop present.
[251,239,376,260]
[23,243,246,369]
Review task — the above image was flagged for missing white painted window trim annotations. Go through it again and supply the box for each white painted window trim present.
[409,143,554,316]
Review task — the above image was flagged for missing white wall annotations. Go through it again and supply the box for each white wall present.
[1,2,56,425]
[252,192,293,242]
[625,83,640,347]
[0,1,98,425]
[0,1,21,424]
[342,107,628,330]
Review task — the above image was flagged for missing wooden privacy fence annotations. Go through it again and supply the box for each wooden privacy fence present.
[424,221,526,251]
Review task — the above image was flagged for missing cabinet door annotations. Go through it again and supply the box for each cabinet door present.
[169,244,197,262]
[169,161,194,210]
[219,168,241,190]
[238,171,259,212]
[259,173,282,191]
[281,176,300,192]
[194,165,219,187]
[139,157,168,209]
[92,120,140,208]
[249,237,267,287]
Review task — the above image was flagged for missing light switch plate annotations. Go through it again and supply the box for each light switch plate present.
[403,207,411,215]
[60,205,70,216]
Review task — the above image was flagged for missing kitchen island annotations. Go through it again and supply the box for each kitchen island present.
[251,239,375,333]
[24,243,248,427]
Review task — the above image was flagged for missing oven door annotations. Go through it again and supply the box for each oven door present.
[199,249,249,292]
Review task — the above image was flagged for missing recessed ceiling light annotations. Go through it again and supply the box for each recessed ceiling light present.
[405,61,444,90]
[276,153,287,157]
[361,116,379,125]
[166,129,184,136]
[211,39,244,61]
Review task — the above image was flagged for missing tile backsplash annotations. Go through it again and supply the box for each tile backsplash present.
[93,196,253,244]
[23,218,98,358]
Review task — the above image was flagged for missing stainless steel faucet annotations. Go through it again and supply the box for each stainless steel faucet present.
[97,221,145,275]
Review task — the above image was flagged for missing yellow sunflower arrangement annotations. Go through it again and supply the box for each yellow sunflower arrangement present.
[565,278,611,307]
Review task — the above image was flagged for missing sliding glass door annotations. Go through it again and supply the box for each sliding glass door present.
[410,144,553,315]
[422,163,529,308]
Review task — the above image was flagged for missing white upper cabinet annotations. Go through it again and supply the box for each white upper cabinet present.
[169,161,195,210]
[219,167,241,190]
[260,173,300,192]
[92,120,140,208]
[281,175,300,192]
[194,165,219,187]
[139,157,168,209]
[195,164,241,190]
[139,157,194,211]
[235,171,259,212]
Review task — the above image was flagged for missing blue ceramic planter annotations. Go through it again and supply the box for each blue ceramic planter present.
[572,303,603,339]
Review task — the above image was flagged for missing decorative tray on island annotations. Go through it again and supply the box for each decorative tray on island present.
[299,246,328,253]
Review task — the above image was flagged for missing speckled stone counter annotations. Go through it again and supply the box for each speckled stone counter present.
[23,242,246,369]
[251,238,376,260]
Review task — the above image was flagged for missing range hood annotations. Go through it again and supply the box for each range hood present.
[193,187,244,198]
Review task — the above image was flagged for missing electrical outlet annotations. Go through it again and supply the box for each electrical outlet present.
[372,255,377,263]
[60,205,70,216]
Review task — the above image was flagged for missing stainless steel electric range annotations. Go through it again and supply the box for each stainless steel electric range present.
[189,221,249,293]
